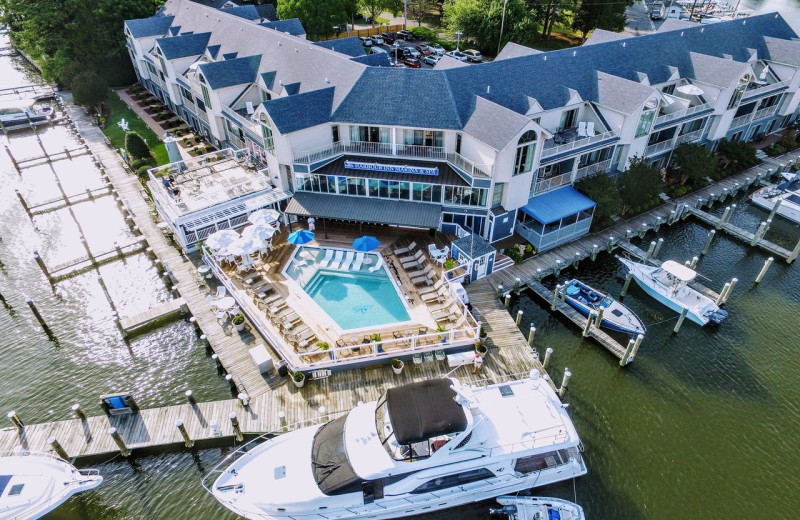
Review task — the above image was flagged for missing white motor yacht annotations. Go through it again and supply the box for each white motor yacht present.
[0,450,103,520]
[490,495,586,520]
[617,257,728,326]
[749,177,800,224]
[205,375,587,520]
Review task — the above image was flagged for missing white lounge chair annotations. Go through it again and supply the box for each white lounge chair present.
[369,256,383,273]
[215,286,227,299]
[577,121,587,137]
[393,241,417,256]
[340,251,355,270]
[352,252,365,271]
[586,122,595,136]
[319,249,334,268]
[330,250,344,270]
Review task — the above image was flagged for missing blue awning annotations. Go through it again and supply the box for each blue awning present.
[520,186,596,225]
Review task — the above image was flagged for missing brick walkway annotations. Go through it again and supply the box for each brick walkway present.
[114,88,194,161]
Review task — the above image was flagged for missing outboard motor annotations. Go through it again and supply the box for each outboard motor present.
[708,309,729,325]
[489,504,518,517]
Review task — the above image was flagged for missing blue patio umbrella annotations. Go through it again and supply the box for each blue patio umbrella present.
[287,229,315,245]
[352,236,380,251]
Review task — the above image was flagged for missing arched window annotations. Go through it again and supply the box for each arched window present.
[513,130,537,175]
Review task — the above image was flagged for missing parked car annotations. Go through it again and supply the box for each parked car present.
[444,50,469,62]
[381,32,395,44]
[429,44,446,56]
[370,46,387,54]
[403,57,421,68]
[415,44,432,56]
[393,47,411,60]
[463,49,483,63]
[396,29,414,41]
[370,35,384,45]
[423,54,440,66]
[359,36,372,47]
[406,48,422,59]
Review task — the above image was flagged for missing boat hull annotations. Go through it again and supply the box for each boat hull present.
[494,496,586,520]
[750,186,800,224]
[563,280,645,335]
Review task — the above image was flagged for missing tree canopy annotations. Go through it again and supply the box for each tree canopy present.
[71,71,109,112]
[574,172,621,226]
[617,157,663,214]
[671,143,716,186]
[278,0,352,40]
[572,0,630,41]
[0,0,164,86]
[443,0,539,53]
[125,131,151,161]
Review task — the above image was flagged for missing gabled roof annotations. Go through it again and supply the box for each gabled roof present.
[221,5,260,20]
[126,15,175,38]
[596,71,655,114]
[223,52,238,60]
[156,32,211,60]
[198,55,261,89]
[282,82,301,95]
[657,19,700,32]
[260,19,306,36]
[207,44,221,59]
[463,96,533,150]
[688,51,749,87]
[260,71,277,90]
[495,42,542,60]
[314,37,366,58]
[583,29,630,46]
[763,35,800,66]
[350,53,392,67]
[263,86,335,133]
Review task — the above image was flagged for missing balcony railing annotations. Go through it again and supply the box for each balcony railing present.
[743,79,788,99]
[541,129,617,159]
[197,108,209,124]
[446,151,490,178]
[752,105,778,121]
[730,112,753,128]
[675,128,704,144]
[655,102,712,126]
[645,139,674,156]
[574,159,612,181]
[533,172,572,194]
[228,133,245,150]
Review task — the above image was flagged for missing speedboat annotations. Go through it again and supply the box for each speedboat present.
[0,450,103,519]
[0,99,54,130]
[617,257,728,326]
[205,376,587,520]
[490,495,586,520]
[749,177,800,224]
[563,279,646,335]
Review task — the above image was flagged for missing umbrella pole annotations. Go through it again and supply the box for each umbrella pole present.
[323,218,328,239]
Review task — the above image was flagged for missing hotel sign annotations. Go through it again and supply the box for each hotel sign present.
[344,160,439,176]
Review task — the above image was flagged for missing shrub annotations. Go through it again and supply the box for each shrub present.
[410,26,437,41]
[574,172,621,225]
[174,129,183,137]
[505,245,522,264]
[617,157,663,215]
[204,145,214,153]
[131,158,150,170]
[136,165,151,177]
[125,131,151,160]
[716,139,759,172]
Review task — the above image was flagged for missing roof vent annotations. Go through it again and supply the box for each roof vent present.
[701,27,704,33]
[325,77,329,83]
[680,31,684,36]
[294,48,299,53]
[543,55,547,61]
[487,85,491,94]
[573,50,577,57]
[622,42,626,48]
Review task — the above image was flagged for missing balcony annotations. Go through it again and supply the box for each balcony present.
[574,158,612,181]
[533,171,572,195]
[730,112,753,128]
[743,79,788,100]
[228,133,246,150]
[655,102,712,126]
[675,128,704,145]
[752,105,778,122]
[541,129,617,159]
[645,139,674,156]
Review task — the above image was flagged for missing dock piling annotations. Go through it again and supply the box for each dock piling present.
[573,252,580,269]
[755,257,774,283]
[718,206,731,229]
[176,420,193,448]
[48,437,70,460]
[620,338,635,366]
[542,347,553,370]
[620,273,633,297]
[653,238,664,259]
[238,393,249,407]
[71,403,86,421]
[185,390,196,406]
[690,256,699,269]
[558,368,572,398]
[722,278,738,304]
[279,411,287,432]
[768,199,782,221]
[7,411,23,429]
[33,251,51,282]
[751,221,769,246]
[701,230,716,256]
[591,244,599,261]
[594,306,605,329]
[639,222,648,238]
[673,307,689,334]
[230,413,244,442]
[582,311,595,337]
[606,235,615,252]
[715,283,730,306]
[535,268,542,281]
[109,427,130,457]
[15,190,31,218]
[789,238,800,264]
[504,293,511,309]
[551,284,561,310]
[25,298,50,332]
[630,334,644,361]
[515,310,523,326]
[645,241,656,260]
[554,259,562,276]
[527,325,536,347]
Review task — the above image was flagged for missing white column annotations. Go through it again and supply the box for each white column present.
[392,127,397,155]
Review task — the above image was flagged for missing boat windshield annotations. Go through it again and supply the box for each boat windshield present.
[310,415,362,495]
[375,394,417,460]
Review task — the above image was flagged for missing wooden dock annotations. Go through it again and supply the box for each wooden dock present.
[119,298,186,335]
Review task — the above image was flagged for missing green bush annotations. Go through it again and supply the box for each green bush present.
[136,165,151,177]
[131,158,150,170]
[505,245,522,264]
[410,27,437,40]
[125,131,151,160]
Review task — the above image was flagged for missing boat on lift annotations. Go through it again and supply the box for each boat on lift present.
[0,450,103,520]
[0,98,54,130]
[204,376,587,520]
[750,176,800,224]
[562,279,646,335]
[490,495,586,520]
[616,257,728,326]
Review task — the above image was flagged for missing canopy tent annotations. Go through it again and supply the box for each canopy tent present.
[520,186,597,225]
[205,229,240,251]
[285,192,442,229]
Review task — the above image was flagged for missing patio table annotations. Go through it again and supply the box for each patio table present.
[216,296,236,312]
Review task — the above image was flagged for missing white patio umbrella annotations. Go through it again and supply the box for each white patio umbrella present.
[676,84,704,96]
[205,229,240,251]
[241,224,276,242]
[223,236,263,257]
[247,209,281,227]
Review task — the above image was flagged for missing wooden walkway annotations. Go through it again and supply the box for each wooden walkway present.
[119,298,186,335]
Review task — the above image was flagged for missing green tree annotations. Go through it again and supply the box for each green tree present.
[526,0,577,40]
[572,0,630,41]
[671,143,716,186]
[574,172,621,226]
[360,0,403,26]
[617,157,663,215]
[408,0,435,26]
[278,0,351,40]
[71,71,109,114]
[443,0,539,53]
[125,131,151,161]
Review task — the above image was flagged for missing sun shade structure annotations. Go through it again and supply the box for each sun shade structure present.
[205,229,240,251]
[352,236,380,251]
[247,208,281,226]
[660,260,697,281]
[241,224,276,242]
[520,186,596,225]
[287,229,315,245]
[386,379,468,445]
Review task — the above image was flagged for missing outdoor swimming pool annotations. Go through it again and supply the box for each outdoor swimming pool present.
[285,247,410,330]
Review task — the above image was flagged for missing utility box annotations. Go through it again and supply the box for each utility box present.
[449,282,469,305]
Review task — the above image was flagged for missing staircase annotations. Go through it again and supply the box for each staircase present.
[493,253,515,273]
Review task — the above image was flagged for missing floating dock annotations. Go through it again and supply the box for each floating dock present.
[119,298,186,335]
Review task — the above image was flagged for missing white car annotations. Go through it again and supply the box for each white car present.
[359,36,372,47]
[429,44,446,56]
[370,35,384,45]
[423,54,440,66]
[444,50,469,62]
[463,49,483,62]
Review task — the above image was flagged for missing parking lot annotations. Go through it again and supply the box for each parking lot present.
[357,31,484,69]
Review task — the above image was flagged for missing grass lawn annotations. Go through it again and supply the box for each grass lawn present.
[102,89,169,165]
[530,26,583,51]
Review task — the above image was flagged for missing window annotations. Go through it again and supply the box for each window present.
[180,86,194,104]
[661,84,675,95]
[411,468,495,494]
[403,129,443,147]
[456,133,462,154]
[727,84,746,110]
[199,75,212,110]
[332,125,340,143]
[513,130,537,175]
[260,89,271,102]
[260,116,274,151]
[158,56,168,77]
[559,109,578,130]
[680,118,705,135]
[635,108,655,138]
[492,183,504,207]
[350,125,388,143]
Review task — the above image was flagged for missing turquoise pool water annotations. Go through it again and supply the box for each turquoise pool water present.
[304,270,410,330]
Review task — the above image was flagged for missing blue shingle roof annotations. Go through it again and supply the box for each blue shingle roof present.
[261,71,277,90]
[283,82,301,96]
[350,53,392,67]
[156,32,211,60]
[221,5,260,20]
[198,55,262,90]
[521,186,596,225]
[223,52,238,60]
[125,15,174,38]
[263,87,335,134]
[207,45,221,59]
[256,4,278,21]
[314,37,365,57]
[259,19,306,36]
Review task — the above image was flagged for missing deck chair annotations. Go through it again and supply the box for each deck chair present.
[418,279,443,295]
[586,122,595,136]
[408,263,433,278]
[368,256,384,273]
[577,121,587,137]
[319,249,334,268]
[402,250,426,270]
[428,243,443,259]
[340,251,355,270]
[412,274,435,286]
[393,241,417,256]
[215,286,227,299]
[352,252,365,271]
[329,250,344,270]
[432,304,458,321]
[421,286,448,303]
[205,295,216,306]
[398,249,423,265]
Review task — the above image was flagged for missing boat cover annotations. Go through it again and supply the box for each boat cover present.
[386,379,468,445]
[660,260,696,281]
[311,415,363,496]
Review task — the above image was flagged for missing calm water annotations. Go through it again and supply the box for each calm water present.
[1,10,800,519]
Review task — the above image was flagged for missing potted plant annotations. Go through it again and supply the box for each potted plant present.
[475,340,488,358]
[443,258,457,278]
[371,333,383,353]
[436,324,447,343]
[291,371,305,388]
[232,314,246,332]
[317,341,333,359]
[391,358,404,375]
[479,326,488,339]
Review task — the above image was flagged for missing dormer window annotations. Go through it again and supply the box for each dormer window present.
[728,81,747,110]
[260,115,274,151]
[635,106,655,138]
[513,130,537,176]
[199,74,212,110]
